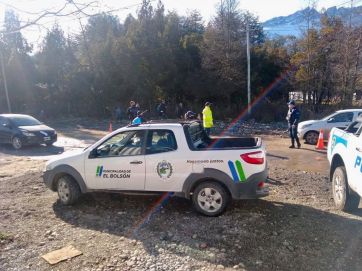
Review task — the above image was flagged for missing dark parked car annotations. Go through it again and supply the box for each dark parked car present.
[0,114,57,150]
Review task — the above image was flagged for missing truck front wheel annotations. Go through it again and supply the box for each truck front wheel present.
[57,175,81,205]
[332,166,360,211]
[192,181,229,216]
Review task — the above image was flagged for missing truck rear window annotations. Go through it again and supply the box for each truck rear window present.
[185,122,209,149]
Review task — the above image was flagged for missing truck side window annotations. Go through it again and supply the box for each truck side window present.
[329,112,353,123]
[146,130,177,154]
[95,130,145,157]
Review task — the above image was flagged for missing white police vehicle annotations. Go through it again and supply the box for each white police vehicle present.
[328,116,362,211]
[43,121,268,216]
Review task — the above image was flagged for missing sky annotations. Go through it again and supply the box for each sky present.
[0,0,360,49]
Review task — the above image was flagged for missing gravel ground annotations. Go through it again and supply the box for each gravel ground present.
[1,123,362,271]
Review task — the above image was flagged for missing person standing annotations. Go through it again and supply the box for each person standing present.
[127,101,138,123]
[286,100,301,149]
[157,100,167,119]
[115,105,122,122]
[175,102,184,119]
[202,102,213,136]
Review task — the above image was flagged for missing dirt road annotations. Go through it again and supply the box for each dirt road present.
[1,122,361,271]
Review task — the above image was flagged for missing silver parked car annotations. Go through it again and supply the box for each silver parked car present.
[298,109,362,145]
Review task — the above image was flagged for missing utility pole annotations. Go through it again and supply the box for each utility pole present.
[246,21,251,115]
[0,48,11,113]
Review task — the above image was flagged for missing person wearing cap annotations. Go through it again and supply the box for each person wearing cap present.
[185,110,197,120]
[127,101,138,123]
[202,102,214,136]
[286,100,301,148]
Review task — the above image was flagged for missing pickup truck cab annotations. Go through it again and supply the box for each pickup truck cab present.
[327,117,362,211]
[43,121,268,216]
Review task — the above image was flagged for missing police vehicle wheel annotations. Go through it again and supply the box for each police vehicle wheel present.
[305,131,319,145]
[192,181,229,216]
[332,166,360,211]
[57,175,81,205]
[12,136,23,150]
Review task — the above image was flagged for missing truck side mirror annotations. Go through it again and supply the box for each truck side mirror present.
[327,117,335,123]
[88,148,98,159]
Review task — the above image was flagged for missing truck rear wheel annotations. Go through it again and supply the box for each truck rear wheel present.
[57,175,81,205]
[332,166,360,211]
[192,181,229,216]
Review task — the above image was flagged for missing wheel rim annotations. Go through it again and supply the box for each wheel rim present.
[306,132,318,144]
[334,173,345,204]
[197,187,223,213]
[58,179,70,202]
[12,137,22,149]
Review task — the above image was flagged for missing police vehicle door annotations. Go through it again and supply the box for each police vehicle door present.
[85,130,146,190]
[350,126,362,194]
[144,129,191,192]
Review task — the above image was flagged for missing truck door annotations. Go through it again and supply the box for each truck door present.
[0,117,12,143]
[84,130,146,190]
[144,129,192,192]
[349,128,362,194]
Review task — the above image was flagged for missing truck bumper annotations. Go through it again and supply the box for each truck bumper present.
[230,169,269,199]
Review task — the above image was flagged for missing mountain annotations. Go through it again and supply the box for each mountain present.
[263,5,362,37]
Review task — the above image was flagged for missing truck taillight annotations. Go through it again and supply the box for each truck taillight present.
[240,151,264,165]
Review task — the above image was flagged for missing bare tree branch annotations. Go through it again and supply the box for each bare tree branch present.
[0,1,98,34]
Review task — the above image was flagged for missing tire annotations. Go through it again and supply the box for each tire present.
[56,175,81,205]
[12,136,23,150]
[305,131,319,145]
[45,142,53,147]
[192,181,229,216]
[332,166,360,211]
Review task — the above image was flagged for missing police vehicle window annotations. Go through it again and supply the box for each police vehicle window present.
[146,130,177,154]
[96,130,145,157]
[330,112,353,122]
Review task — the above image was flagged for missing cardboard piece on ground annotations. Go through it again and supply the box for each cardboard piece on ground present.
[42,245,82,265]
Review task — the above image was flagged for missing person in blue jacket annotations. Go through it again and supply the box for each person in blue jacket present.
[132,111,146,125]
[286,100,301,149]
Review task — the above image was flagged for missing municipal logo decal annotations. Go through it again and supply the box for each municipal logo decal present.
[157,160,173,179]
[96,166,104,177]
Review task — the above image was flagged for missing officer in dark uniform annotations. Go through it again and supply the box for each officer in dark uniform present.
[286,100,301,149]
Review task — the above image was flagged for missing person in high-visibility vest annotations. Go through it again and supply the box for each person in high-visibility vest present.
[202,102,213,136]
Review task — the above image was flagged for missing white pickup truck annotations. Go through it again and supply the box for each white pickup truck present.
[328,118,362,211]
[43,121,268,216]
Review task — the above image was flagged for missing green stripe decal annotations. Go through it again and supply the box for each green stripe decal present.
[96,166,100,176]
[235,160,246,182]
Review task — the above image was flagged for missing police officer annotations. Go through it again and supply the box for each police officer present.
[286,100,301,149]
[202,102,214,136]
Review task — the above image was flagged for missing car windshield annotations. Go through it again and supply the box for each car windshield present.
[10,116,41,126]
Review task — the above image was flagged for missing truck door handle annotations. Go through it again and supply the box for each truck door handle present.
[130,160,143,164]
[356,148,362,153]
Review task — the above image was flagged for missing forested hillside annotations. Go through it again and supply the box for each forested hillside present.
[0,0,361,120]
